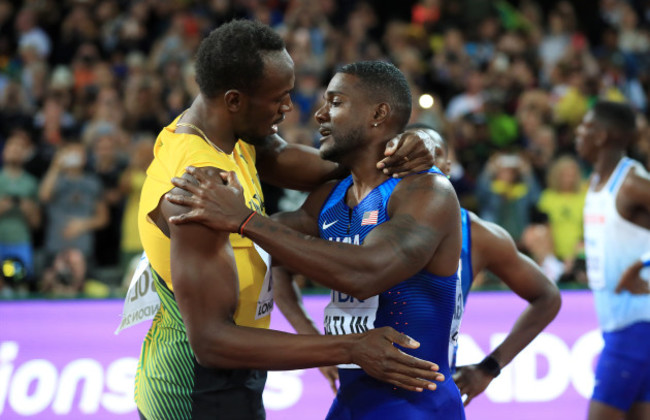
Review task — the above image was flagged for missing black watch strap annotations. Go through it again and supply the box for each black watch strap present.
[477,355,501,377]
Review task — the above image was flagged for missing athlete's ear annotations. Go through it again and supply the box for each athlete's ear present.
[371,103,391,127]
[225,90,243,112]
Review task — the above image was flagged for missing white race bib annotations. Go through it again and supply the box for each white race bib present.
[114,253,160,334]
[253,244,274,320]
[324,291,378,369]
[115,244,274,334]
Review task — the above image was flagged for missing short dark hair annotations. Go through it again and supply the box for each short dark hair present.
[338,61,412,131]
[195,20,285,98]
[592,101,637,144]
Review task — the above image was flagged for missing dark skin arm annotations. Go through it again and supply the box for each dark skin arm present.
[615,168,650,294]
[255,131,437,191]
[156,168,444,391]
[166,167,461,300]
[453,212,562,406]
[273,265,340,393]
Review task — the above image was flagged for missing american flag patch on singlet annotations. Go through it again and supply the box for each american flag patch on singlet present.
[361,210,378,225]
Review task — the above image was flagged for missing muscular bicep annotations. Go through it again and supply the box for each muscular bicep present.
[362,175,461,281]
[159,170,239,359]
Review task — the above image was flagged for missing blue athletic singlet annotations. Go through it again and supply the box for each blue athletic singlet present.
[449,207,473,372]
[319,168,465,420]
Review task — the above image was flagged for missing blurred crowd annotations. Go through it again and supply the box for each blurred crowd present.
[1,0,649,298]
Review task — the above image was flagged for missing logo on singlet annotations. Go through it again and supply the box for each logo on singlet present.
[322,220,338,230]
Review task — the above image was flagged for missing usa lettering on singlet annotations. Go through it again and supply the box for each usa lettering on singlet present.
[583,157,650,332]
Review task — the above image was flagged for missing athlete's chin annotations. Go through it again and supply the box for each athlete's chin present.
[319,146,341,163]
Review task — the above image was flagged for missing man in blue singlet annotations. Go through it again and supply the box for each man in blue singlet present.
[576,101,650,420]
[166,61,465,419]
[272,126,561,407]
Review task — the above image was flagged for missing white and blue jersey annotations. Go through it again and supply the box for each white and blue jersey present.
[449,208,473,371]
[584,157,650,332]
[320,167,465,420]
[584,157,650,410]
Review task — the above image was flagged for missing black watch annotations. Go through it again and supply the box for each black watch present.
[477,355,501,377]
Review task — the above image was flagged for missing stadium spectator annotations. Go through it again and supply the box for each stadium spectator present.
[476,152,541,241]
[0,131,41,291]
[0,0,647,293]
[38,141,108,288]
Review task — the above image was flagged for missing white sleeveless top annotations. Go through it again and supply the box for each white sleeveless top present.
[584,157,650,332]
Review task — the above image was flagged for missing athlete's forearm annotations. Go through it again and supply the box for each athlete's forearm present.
[194,322,354,370]
[487,286,561,367]
[242,213,418,300]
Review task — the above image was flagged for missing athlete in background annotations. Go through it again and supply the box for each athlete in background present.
[416,126,561,406]
[576,101,650,420]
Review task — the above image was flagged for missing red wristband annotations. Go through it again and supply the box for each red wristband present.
[238,211,256,236]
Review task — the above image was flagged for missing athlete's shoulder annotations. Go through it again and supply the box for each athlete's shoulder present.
[394,170,456,199]
[468,211,517,254]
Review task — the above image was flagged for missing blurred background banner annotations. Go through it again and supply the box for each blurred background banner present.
[1,290,598,419]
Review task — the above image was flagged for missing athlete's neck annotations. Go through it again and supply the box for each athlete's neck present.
[182,95,238,154]
[593,150,625,188]
[345,137,393,206]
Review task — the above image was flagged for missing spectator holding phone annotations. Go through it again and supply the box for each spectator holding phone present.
[0,131,41,292]
[38,141,108,294]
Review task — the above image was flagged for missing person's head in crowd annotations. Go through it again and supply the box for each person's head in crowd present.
[575,100,637,163]
[57,141,87,175]
[490,153,527,185]
[194,19,294,145]
[130,136,154,170]
[546,155,582,193]
[528,125,557,168]
[91,128,119,168]
[2,131,29,168]
[315,60,412,165]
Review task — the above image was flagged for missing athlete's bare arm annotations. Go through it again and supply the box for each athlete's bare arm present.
[153,168,443,392]
[453,212,561,406]
[273,265,340,393]
[614,168,650,295]
[166,167,461,300]
[255,131,437,191]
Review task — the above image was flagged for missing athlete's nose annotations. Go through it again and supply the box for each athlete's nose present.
[280,96,293,113]
[315,103,328,123]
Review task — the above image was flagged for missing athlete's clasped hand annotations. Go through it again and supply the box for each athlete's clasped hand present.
[377,130,438,178]
[166,166,249,232]
[351,327,445,392]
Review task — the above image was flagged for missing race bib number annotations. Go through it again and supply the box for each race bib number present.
[254,244,274,320]
[324,292,378,369]
[114,253,160,334]
[448,266,464,368]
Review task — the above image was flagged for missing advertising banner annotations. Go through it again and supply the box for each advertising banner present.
[0,291,598,419]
